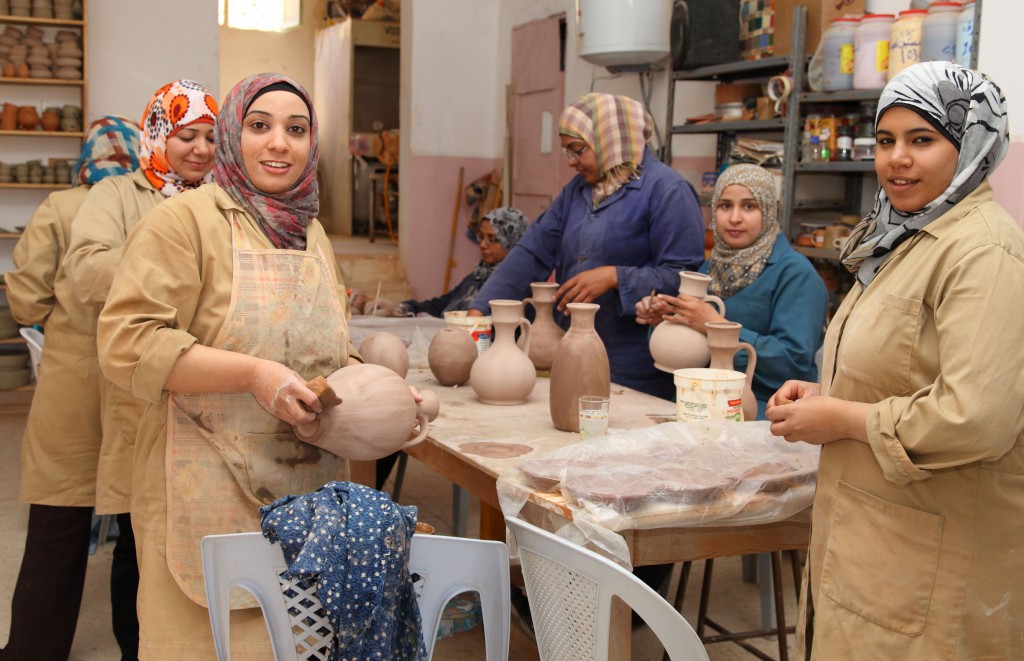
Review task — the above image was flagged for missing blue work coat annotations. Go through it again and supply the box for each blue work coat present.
[473,149,704,400]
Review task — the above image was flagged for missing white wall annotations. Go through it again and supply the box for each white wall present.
[978,2,1023,140]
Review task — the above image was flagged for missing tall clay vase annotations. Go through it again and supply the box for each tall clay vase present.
[549,302,611,432]
[470,300,536,405]
[519,281,565,372]
[648,271,725,372]
[706,321,758,421]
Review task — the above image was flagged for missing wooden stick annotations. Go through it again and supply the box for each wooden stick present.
[443,166,465,293]
[368,280,382,316]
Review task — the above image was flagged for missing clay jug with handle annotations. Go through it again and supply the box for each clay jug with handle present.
[549,302,611,432]
[519,281,564,372]
[705,321,758,421]
[648,271,725,372]
[470,299,536,405]
[292,363,436,461]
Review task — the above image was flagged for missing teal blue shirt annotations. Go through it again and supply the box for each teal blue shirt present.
[701,235,828,418]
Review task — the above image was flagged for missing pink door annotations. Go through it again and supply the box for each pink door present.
[510,15,568,224]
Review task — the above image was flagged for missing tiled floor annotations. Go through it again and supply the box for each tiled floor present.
[0,390,797,660]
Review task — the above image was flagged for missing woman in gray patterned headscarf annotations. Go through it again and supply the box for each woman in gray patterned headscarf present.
[391,207,529,317]
[767,62,1024,659]
[636,163,827,418]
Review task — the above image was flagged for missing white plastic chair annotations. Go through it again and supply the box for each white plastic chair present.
[505,516,709,661]
[19,327,43,382]
[201,531,510,660]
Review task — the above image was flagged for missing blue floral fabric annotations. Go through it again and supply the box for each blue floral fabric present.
[260,481,427,661]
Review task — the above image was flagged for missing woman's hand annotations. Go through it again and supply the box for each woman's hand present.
[635,294,672,326]
[249,359,320,425]
[767,380,821,408]
[659,294,726,334]
[556,266,618,311]
[765,381,870,446]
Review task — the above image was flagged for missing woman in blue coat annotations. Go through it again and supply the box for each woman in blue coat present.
[470,93,705,400]
[637,164,828,418]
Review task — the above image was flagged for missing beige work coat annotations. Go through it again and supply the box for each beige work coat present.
[97,184,358,659]
[6,186,103,506]
[65,169,165,513]
[802,182,1024,659]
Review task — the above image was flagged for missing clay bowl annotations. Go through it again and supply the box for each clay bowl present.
[0,346,29,369]
[0,367,30,390]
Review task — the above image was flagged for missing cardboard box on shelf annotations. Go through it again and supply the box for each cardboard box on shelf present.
[715,83,764,105]
[774,0,866,56]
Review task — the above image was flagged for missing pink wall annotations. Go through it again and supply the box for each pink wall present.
[405,155,503,299]
[990,142,1024,229]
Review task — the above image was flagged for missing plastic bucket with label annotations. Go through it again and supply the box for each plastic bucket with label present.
[443,311,493,355]
[674,368,746,422]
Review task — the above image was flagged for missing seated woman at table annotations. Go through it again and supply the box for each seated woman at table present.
[368,207,529,317]
[635,163,828,418]
[468,92,705,401]
[767,62,1023,658]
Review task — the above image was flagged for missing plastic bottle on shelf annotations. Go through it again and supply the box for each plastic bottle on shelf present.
[819,128,833,162]
[809,135,823,163]
[955,0,975,66]
[822,17,860,91]
[888,9,928,79]
[920,2,961,62]
[854,14,895,89]
[836,125,854,161]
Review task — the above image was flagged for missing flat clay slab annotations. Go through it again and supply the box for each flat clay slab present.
[458,441,534,459]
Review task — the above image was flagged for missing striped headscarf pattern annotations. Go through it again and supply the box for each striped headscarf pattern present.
[140,79,218,197]
[707,164,780,299]
[213,73,319,251]
[841,62,1009,285]
[72,115,141,186]
[558,93,653,206]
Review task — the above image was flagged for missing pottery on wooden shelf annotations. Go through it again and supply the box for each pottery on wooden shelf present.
[428,327,477,386]
[470,299,536,405]
[648,271,725,373]
[1,103,17,131]
[293,363,434,461]
[706,321,758,421]
[358,331,409,377]
[16,105,39,131]
[519,281,565,372]
[40,109,60,131]
[549,302,610,432]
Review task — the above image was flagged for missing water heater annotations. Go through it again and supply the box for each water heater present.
[577,0,672,70]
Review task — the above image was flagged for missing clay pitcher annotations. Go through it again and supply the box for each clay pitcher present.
[428,327,477,386]
[293,363,434,461]
[359,331,409,377]
[648,271,725,372]
[549,302,611,432]
[519,281,565,372]
[705,321,758,421]
[470,299,536,405]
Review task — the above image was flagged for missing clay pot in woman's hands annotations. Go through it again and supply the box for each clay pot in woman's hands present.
[293,363,436,461]
[649,272,725,372]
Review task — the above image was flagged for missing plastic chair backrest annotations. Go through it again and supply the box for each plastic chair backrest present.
[19,327,43,381]
[201,531,510,661]
[504,516,709,661]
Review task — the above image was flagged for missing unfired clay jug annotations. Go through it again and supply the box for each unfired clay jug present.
[649,271,725,372]
[549,302,610,432]
[428,327,477,386]
[359,331,409,377]
[470,299,535,405]
[293,363,434,461]
[519,281,565,372]
[706,321,758,421]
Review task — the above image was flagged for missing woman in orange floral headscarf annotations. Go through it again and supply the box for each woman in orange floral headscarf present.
[61,78,217,661]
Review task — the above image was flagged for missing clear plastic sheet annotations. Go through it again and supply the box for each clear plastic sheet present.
[497,419,818,568]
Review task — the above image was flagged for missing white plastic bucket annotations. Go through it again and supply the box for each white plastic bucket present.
[674,368,746,422]
[443,311,493,355]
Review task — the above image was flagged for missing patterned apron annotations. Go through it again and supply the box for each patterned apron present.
[165,213,349,605]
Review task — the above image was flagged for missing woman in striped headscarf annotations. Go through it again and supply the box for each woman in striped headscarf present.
[95,73,383,657]
[767,62,1023,658]
[2,115,141,661]
[470,93,705,401]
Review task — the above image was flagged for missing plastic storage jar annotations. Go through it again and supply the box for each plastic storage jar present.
[888,9,927,79]
[920,2,961,62]
[955,0,975,66]
[823,17,860,91]
[854,14,894,90]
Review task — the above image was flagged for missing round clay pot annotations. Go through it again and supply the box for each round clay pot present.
[15,62,29,78]
[2,62,15,78]
[292,363,434,461]
[40,110,59,131]
[16,105,39,130]
[427,327,477,386]
[358,331,409,377]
